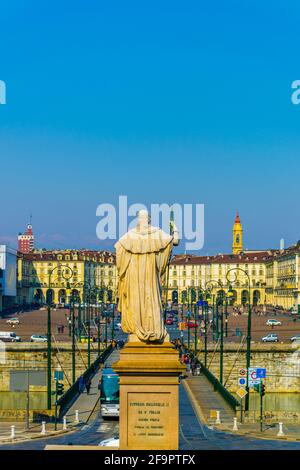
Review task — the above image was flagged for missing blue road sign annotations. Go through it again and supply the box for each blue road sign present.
[54,371,64,381]
[256,368,266,379]
[238,377,246,386]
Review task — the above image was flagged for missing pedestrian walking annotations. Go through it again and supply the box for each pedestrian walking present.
[85,378,92,394]
[78,375,85,393]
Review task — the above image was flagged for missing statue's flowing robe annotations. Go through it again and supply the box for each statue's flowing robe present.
[115,227,173,342]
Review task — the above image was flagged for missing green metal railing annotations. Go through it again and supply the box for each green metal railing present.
[183,345,240,411]
[56,344,113,418]
[197,359,240,411]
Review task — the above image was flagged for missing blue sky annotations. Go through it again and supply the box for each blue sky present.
[0,0,300,254]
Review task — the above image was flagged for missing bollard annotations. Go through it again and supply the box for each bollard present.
[277,422,285,437]
[41,421,46,435]
[215,410,221,425]
[233,417,238,431]
[75,410,79,424]
[10,425,15,439]
[63,416,67,430]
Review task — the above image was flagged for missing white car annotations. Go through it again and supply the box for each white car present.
[98,436,119,447]
[0,332,21,342]
[30,335,48,343]
[290,334,300,342]
[262,333,279,343]
[266,319,282,326]
[6,318,20,325]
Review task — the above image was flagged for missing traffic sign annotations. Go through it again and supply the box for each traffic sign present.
[236,388,247,399]
[248,367,266,388]
[256,368,266,379]
[239,368,246,377]
[238,377,246,387]
[54,371,64,381]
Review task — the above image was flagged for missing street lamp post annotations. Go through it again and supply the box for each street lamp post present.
[77,303,82,337]
[205,280,223,339]
[97,309,101,356]
[105,312,108,349]
[87,293,91,367]
[225,296,228,338]
[194,302,197,353]
[219,298,224,384]
[111,303,115,342]
[71,295,76,384]
[47,265,73,410]
[47,300,51,410]
[204,304,208,367]
[226,267,252,412]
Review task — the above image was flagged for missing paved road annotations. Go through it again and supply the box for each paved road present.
[180,384,300,450]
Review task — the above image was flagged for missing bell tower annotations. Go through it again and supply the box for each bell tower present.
[232,212,243,254]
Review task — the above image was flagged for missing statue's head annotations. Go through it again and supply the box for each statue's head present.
[137,210,150,230]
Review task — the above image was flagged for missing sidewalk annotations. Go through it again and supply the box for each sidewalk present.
[65,348,120,424]
[0,421,78,444]
[184,373,235,425]
[0,348,121,444]
[183,373,300,442]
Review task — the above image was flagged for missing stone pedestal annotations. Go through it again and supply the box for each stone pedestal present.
[113,340,185,450]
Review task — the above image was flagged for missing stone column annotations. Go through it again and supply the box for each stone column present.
[113,338,185,450]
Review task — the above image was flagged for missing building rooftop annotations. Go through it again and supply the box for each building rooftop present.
[18,249,115,264]
[170,250,275,266]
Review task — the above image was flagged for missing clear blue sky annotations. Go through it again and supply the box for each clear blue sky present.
[0,0,300,254]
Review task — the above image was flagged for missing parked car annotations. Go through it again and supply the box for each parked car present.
[0,331,21,342]
[6,318,20,325]
[30,334,48,343]
[98,436,119,447]
[266,319,282,326]
[262,333,279,343]
[290,334,300,342]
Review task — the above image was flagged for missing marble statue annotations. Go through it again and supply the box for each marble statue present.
[115,210,179,343]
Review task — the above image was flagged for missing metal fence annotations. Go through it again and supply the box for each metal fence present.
[183,346,240,411]
[57,344,113,418]
[197,359,240,411]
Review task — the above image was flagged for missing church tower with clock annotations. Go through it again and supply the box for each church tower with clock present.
[232,212,243,254]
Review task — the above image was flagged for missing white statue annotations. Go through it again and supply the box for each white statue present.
[115,210,179,343]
